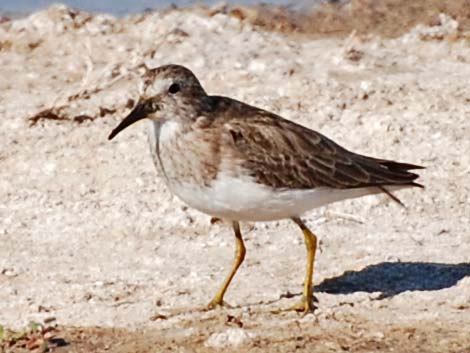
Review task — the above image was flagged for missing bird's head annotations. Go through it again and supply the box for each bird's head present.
[108,64,207,140]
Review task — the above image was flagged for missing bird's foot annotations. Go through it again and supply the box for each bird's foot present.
[287,296,317,314]
[206,297,232,310]
[272,295,317,315]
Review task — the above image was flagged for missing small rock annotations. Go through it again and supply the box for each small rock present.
[205,328,254,348]
[43,316,56,324]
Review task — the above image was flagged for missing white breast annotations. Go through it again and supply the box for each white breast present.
[147,120,162,171]
[147,119,181,177]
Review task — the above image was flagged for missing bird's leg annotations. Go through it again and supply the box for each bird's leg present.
[289,217,318,314]
[207,221,246,309]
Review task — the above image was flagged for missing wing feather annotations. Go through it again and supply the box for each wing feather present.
[217,106,422,190]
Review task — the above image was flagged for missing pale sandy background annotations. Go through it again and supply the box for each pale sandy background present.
[0,3,469,352]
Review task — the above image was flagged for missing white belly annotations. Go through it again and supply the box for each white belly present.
[167,171,397,222]
[147,120,405,222]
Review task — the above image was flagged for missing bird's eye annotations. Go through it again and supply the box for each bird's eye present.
[168,83,180,94]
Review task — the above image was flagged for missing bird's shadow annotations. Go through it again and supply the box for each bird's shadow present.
[315,261,470,299]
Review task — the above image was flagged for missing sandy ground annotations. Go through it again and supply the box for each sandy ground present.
[1,4,470,352]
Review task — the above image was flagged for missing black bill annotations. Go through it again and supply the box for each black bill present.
[108,98,156,140]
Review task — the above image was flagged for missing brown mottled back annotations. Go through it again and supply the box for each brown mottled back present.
[196,96,423,191]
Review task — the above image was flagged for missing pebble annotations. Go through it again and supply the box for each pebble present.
[205,328,254,348]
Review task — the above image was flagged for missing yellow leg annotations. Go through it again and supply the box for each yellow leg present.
[290,217,318,314]
[207,221,246,309]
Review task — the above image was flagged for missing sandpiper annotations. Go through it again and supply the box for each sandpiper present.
[108,64,423,313]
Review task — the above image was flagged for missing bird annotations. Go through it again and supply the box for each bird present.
[108,64,423,313]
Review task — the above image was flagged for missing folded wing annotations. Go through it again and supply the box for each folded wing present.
[223,110,423,192]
